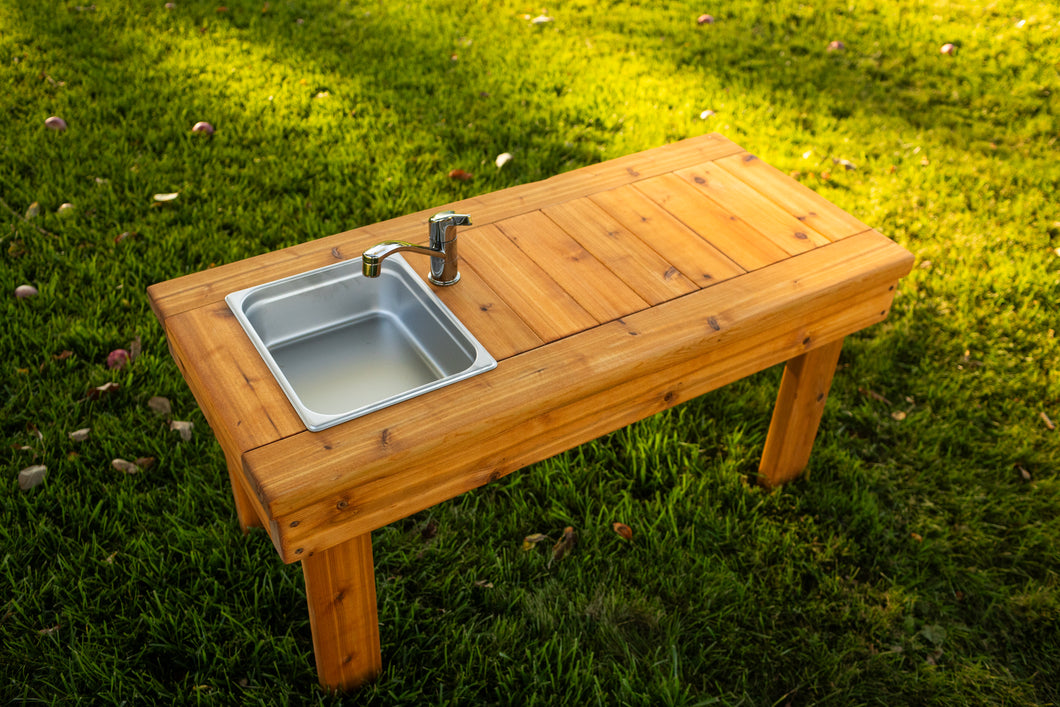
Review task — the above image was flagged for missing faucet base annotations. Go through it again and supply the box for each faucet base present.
[428,272,461,287]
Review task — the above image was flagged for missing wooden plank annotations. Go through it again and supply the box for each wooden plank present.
[147,134,743,321]
[458,223,598,342]
[675,163,831,252]
[222,447,264,532]
[714,153,870,240]
[257,281,901,562]
[495,210,648,322]
[164,303,305,453]
[241,230,914,559]
[587,185,745,287]
[633,174,790,271]
[541,198,698,304]
[758,339,845,488]
[302,533,381,692]
[427,258,544,361]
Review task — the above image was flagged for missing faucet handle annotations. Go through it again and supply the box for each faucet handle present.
[430,211,472,225]
[429,211,472,242]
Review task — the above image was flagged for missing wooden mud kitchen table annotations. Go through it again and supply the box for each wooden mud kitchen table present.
[147,134,914,691]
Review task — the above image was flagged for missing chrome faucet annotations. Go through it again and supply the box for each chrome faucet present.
[362,211,472,286]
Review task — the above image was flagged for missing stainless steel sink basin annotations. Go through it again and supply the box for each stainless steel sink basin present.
[225,254,496,431]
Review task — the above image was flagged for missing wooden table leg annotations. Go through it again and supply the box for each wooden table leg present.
[222,448,263,532]
[301,533,382,692]
[758,338,844,489]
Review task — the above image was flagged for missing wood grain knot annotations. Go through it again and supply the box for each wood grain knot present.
[693,175,707,185]
[707,316,721,331]
[337,499,349,510]
[743,154,757,162]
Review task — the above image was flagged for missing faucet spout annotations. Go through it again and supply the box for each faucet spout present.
[362,241,443,278]
[361,211,472,286]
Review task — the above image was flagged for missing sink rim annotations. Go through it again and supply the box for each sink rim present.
[225,253,496,431]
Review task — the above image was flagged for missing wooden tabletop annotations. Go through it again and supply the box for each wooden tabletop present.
[148,133,913,563]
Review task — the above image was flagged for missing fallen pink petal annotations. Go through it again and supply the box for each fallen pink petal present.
[107,349,130,370]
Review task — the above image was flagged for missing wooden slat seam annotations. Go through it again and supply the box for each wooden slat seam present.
[536,201,696,305]
[458,224,596,341]
[710,155,839,240]
[493,211,650,322]
[628,177,787,271]
[451,258,549,361]
[584,185,747,288]
[673,164,832,252]
[712,153,870,240]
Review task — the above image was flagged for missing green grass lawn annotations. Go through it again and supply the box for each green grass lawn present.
[2,0,1058,704]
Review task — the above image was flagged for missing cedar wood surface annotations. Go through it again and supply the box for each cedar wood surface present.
[147,133,914,563]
